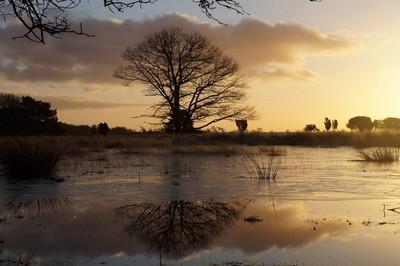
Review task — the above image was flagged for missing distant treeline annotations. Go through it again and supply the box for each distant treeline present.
[0,93,135,136]
[347,116,400,132]
[2,93,400,136]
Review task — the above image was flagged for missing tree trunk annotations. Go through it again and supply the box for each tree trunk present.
[172,86,181,134]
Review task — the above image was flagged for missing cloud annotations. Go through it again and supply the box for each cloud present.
[0,13,355,85]
[40,96,142,110]
[250,68,318,82]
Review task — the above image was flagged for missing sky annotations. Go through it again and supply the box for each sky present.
[1,0,400,131]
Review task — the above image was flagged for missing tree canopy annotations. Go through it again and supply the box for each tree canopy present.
[116,28,254,133]
[0,93,58,135]
[347,116,373,132]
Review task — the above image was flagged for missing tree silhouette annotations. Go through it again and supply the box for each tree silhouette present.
[235,119,248,135]
[116,28,254,133]
[347,116,373,132]
[382,117,400,130]
[332,119,338,131]
[324,117,331,132]
[0,93,58,135]
[97,122,110,136]
[116,200,247,259]
[304,124,319,132]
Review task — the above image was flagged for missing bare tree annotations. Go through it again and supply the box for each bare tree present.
[115,28,254,133]
[0,0,247,43]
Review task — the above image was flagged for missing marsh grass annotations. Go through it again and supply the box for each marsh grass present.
[357,148,400,163]
[0,138,67,178]
[243,152,281,181]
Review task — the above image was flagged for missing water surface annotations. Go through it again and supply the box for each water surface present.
[1,147,400,265]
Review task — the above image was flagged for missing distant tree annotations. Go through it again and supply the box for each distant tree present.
[382,117,400,130]
[373,119,383,130]
[97,122,109,136]
[109,126,135,135]
[324,117,332,131]
[347,116,373,131]
[332,119,338,131]
[116,28,254,133]
[235,119,248,135]
[304,124,319,132]
[0,93,58,135]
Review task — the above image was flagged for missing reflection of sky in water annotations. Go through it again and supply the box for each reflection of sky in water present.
[1,147,400,265]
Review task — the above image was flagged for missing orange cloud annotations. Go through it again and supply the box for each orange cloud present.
[0,13,355,85]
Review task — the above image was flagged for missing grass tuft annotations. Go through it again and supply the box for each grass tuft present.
[0,138,67,178]
[243,152,281,181]
[357,147,400,163]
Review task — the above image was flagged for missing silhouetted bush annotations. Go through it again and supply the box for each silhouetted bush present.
[97,122,109,136]
[324,117,331,131]
[332,119,338,131]
[378,117,400,130]
[0,138,66,178]
[304,124,319,132]
[235,119,248,135]
[347,116,373,131]
[0,93,59,135]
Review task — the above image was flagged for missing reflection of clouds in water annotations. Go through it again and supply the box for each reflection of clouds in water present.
[0,203,147,258]
[0,200,247,259]
[215,202,350,254]
[0,199,351,263]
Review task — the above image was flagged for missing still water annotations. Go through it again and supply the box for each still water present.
[1,147,400,265]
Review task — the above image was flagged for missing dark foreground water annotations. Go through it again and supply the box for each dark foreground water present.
[1,147,400,265]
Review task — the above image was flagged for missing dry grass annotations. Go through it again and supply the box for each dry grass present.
[243,152,281,181]
[0,137,67,178]
[170,145,246,155]
[357,148,400,163]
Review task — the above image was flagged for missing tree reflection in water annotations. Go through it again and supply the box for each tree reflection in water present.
[116,200,247,259]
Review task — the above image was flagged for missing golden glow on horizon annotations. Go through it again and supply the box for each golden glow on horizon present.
[2,1,400,131]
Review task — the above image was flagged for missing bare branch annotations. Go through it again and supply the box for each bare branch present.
[0,0,247,43]
[116,28,256,133]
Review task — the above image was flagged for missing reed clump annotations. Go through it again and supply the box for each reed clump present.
[357,147,400,163]
[0,138,67,178]
[243,152,281,181]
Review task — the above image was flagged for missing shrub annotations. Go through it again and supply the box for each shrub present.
[0,138,66,178]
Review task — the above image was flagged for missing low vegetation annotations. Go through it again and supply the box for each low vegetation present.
[357,148,400,163]
[243,152,281,181]
[0,138,67,178]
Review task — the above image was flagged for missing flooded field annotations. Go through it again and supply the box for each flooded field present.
[1,147,400,265]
